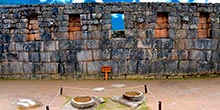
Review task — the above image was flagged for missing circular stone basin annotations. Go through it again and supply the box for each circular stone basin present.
[123,91,144,101]
[71,96,95,109]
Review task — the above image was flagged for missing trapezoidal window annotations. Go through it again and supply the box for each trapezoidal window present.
[155,12,169,38]
[27,14,39,41]
[198,13,211,38]
[68,14,81,40]
[111,13,125,38]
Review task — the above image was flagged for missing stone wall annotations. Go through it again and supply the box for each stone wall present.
[0,3,220,79]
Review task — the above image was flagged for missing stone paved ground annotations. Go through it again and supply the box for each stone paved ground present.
[0,78,220,110]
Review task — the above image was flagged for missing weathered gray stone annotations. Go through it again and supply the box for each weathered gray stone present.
[6,52,18,61]
[51,51,60,62]
[33,63,44,73]
[23,62,33,74]
[93,49,111,60]
[77,50,93,61]
[117,60,127,74]
[127,60,138,74]
[130,49,147,60]
[29,52,40,62]
[187,30,197,39]
[41,52,51,62]
[153,39,173,49]
[179,61,197,73]
[150,61,165,73]
[18,52,29,62]
[137,60,150,74]
[99,39,112,49]
[137,38,152,49]
[70,40,85,50]
[59,40,70,50]
[185,39,195,49]
[111,38,126,49]
[176,30,187,38]
[194,39,218,50]
[24,42,43,52]
[212,51,220,61]
[197,61,216,72]
[111,49,130,60]
[87,40,99,49]
[189,50,211,61]
[16,42,24,52]
[44,63,58,73]
[125,29,138,38]
[14,34,26,42]
[44,41,56,51]
[87,61,102,74]
[9,62,23,74]
[165,60,178,73]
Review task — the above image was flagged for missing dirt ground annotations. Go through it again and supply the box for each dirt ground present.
[0,78,220,110]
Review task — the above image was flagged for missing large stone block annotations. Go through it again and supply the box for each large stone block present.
[125,29,138,38]
[2,63,10,74]
[41,52,51,62]
[165,60,178,73]
[130,49,147,60]
[24,42,43,52]
[7,62,23,74]
[99,39,112,49]
[189,50,211,61]
[2,35,11,43]
[78,62,87,74]
[6,52,18,61]
[0,64,2,74]
[44,63,58,74]
[18,52,29,62]
[185,39,195,49]
[111,38,126,49]
[87,61,102,74]
[86,40,99,49]
[51,51,60,62]
[44,41,56,51]
[29,52,40,62]
[59,40,70,50]
[150,61,165,73]
[156,49,172,60]
[194,39,218,50]
[179,61,197,73]
[93,49,111,60]
[153,39,173,49]
[77,50,93,61]
[41,32,52,41]
[33,63,44,73]
[23,62,33,74]
[174,39,186,49]
[127,60,138,74]
[213,29,220,38]
[187,30,197,39]
[197,61,216,72]
[176,30,187,38]
[217,63,220,72]
[15,42,24,52]
[111,49,130,60]
[137,60,150,74]
[117,60,127,74]
[212,51,220,61]
[70,40,85,50]
[137,38,152,49]
[14,34,26,42]
[171,50,188,60]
